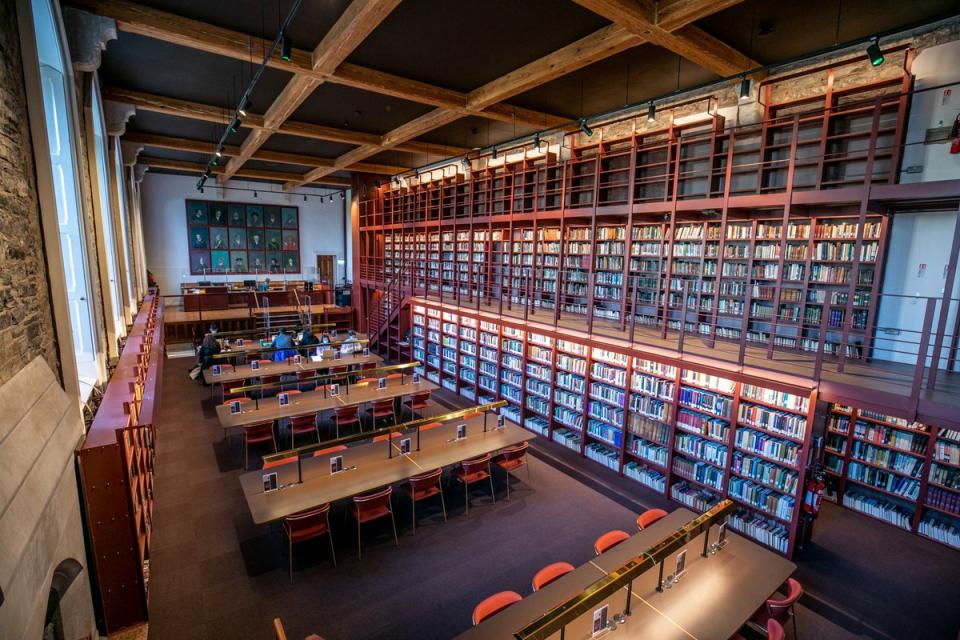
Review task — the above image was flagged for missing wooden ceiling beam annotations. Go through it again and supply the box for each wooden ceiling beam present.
[220,0,403,182]
[570,0,758,78]
[65,0,567,128]
[122,131,408,174]
[138,155,351,186]
[103,87,468,156]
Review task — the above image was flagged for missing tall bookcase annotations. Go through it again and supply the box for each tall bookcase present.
[824,403,960,551]
[412,300,817,557]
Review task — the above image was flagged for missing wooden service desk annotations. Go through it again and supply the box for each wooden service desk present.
[457,508,796,640]
[239,415,534,524]
[204,350,381,386]
[216,377,437,430]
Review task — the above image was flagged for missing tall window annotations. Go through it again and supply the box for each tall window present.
[30,0,99,391]
[114,138,135,313]
[90,82,124,340]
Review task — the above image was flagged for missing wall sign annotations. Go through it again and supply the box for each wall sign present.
[186,199,301,275]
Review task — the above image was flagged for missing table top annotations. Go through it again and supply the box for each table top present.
[457,508,796,640]
[239,415,534,524]
[216,377,437,429]
[204,350,381,384]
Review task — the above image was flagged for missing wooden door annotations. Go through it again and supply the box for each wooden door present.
[316,254,335,284]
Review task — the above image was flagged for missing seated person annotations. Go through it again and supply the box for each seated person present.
[197,335,221,372]
[297,327,319,356]
[258,278,271,292]
[319,332,332,346]
[271,328,297,361]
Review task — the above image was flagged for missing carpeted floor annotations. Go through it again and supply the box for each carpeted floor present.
[146,361,959,640]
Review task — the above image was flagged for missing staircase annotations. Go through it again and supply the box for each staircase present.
[366,262,411,358]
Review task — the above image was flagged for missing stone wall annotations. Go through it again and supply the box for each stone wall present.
[0,0,59,386]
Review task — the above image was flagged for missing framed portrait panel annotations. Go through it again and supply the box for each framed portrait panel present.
[186,200,300,274]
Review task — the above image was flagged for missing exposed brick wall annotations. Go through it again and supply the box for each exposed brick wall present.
[0,0,60,386]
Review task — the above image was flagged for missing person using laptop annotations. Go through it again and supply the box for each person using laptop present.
[271,328,297,361]
[297,327,319,356]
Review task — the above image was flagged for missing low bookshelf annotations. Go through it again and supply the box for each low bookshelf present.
[412,300,817,557]
[823,404,960,551]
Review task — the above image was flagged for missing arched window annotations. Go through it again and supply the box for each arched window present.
[89,80,125,347]
[26,0,100,396]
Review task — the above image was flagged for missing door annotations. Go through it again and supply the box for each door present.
[316,254,335,284]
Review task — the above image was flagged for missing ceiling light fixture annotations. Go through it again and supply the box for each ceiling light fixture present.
[647,102,656,123]
[738,76,752,101]
[303,194,307,202]
[533,132,541,148]
[492,146,498,160]
[280,33,292,61]
[461,156,470,169]
[341,191,345,200]
[238,99,252,117]
[253,190,258,198]
[865,37,884,66]
[229,116,241,133]
[579,118,593,137]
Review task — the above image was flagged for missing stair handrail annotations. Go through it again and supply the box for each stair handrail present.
[262,296,270,333]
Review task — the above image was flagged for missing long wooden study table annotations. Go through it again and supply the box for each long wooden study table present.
[238,414,535,524]
[216,375,436,430]
[456,508,796,640]
[203,350,381,387]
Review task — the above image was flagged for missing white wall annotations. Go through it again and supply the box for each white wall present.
[876,209,960,366]
[139,172,351,294]
[900,40,960,183]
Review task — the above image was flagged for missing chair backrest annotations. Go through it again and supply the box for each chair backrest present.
[264,455,297,469]
[636,508,669,530]
[472,591,523,626]
[766,619,785,640]
[284,503,331,535]
[356,377,378,385]
[461,454,492,476]
[312,444,348,457]
[297,370,315,380]
[260,374,281,386]
[334,405,359,421]
[419,421,444,431]
[766,578,803,622]
[352,486,393,515]
[532,562,575,592]
[408,468,442,492]
[594,529,630,555]
[372,399,394,412]
[222,397,252,406]
[408,390,431,406]
[245,420,275,439]
[328,366,348,375]
[290,414,316,431]
[386,372,402,380]
[256,359,272,367]
[499,441,529,463]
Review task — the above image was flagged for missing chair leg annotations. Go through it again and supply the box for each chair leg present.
[411,498,417,535]
[390,509,399,547]
[243,435,249,470]
[464,481,469,516]
[357,518,362,561]
[506,470,511,501]
[791,607,798,639]
[489,474,496,505]
[288,535,294,583]
[439,484,447,521]
[327,514,337,567]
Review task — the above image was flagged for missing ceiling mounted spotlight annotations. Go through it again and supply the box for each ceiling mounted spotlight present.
[238,99,251,117]
[461,156,470,168]
[229,116,241,133]
[533,132,541,148]
[215,148,223,158]
[492,146,498,160]
[303,194,307,202]
[647,102,656,123]
[579,118,593,137]
[340,191,345,200]
[280,33,292,61]
[253,190,258,198]
[865,37,884,67]
[210,156,218,166]
[739,77,752,101]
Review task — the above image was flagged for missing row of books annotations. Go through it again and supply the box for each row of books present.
[853,421,928,454]
[850,442,924,477]
[587,420,624,447]
[678,386,732,418]
[628,435,669,467]
[926,486,960,516]
[919,514,960,550]
[585,442,620,472]
[675,433,728,467]
[848,462,921,500]
[728,477,796,521]
[732,451,799,494]
[741,384,809,413]
[842,489,913,530]
[624,462,667,492]
[738,404,807,440]
[676,410,729,441]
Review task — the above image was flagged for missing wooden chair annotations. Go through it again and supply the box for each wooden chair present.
[492,441,530,500]
[367,398,396,431]
[532,562,575,592]
[243,420,277,470]
[289,413,319,448]
[403,468,446,533]
[453,454,495,515]
[349,486,398,560]
[472,591,522,626]
[333,405,360,438]
[404,390,431,419]
[636,508,668,530]
[283,503,335,582]
[594,530,630,555]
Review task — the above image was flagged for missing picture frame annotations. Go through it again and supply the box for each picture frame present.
[278,393,289,407]
[456,423,466,440]
[262,472,279,493]
[591,605,609,637]
[399,438,411,455]
[229,400,242,414]
[330,455,343,474]
[378,377,387,390]
[211,365,221,376]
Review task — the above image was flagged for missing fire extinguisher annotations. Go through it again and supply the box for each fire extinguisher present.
[950,113,960,155]
[803,469,826,517]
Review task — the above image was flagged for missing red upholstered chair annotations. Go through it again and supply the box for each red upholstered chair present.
[222,396,252,406]
[750,578,802,639]
[453,454,495,515]
[404,390,431,419]
[472,591,523,626]
[403,468,446,534]
[766,619,785,640]
[636,508,669,530]
[355,377,378,386]
[349,486,398,560]
[297,370,317,391]
[243,420,277,470]
[531,562,575,592]
[492,442,530,500]
[312,444,347,458]
[283,503,335,582]
[289,413,319,448]
[367,398,396,430]
[419,421,444,431]
[259,373,282,398]
[333,405,360,438]
[594,530,630,555]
